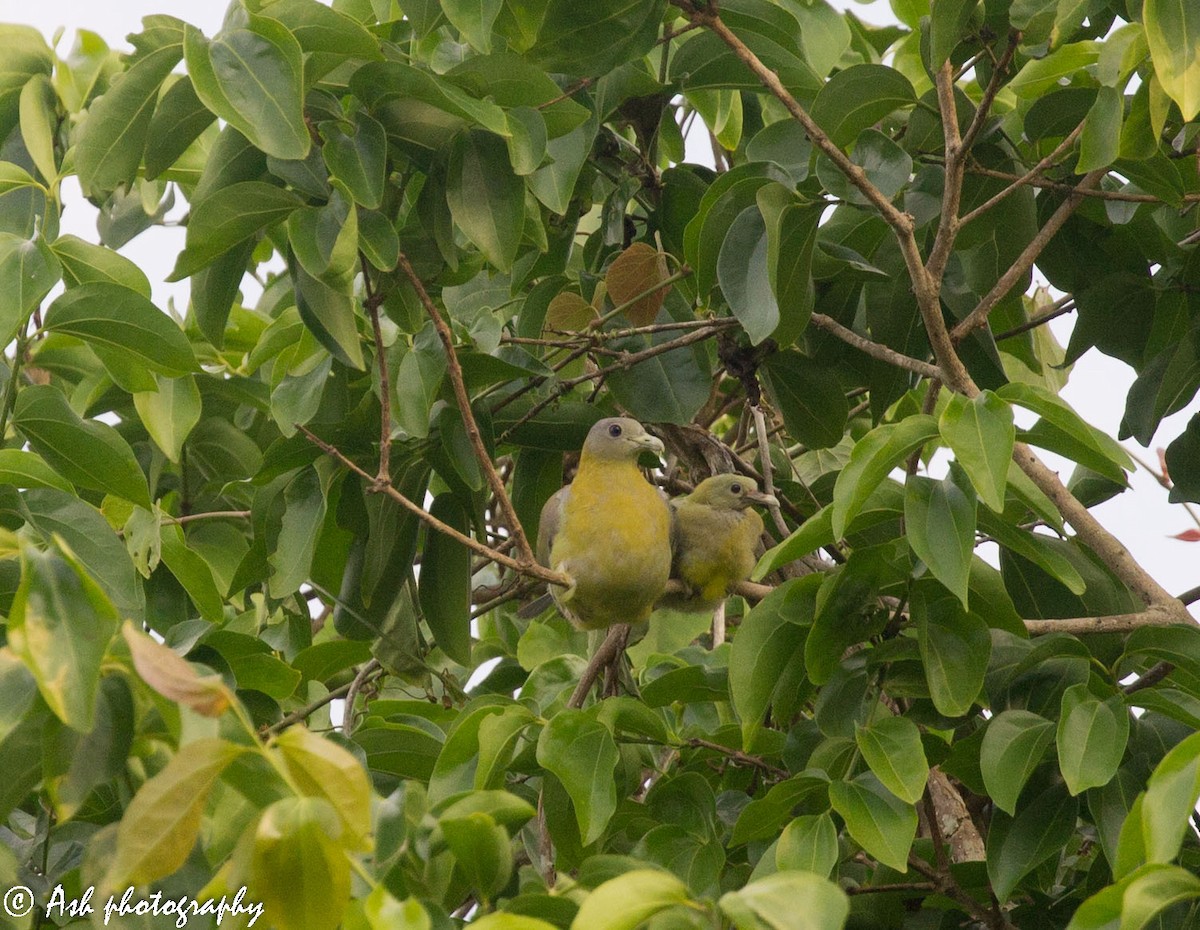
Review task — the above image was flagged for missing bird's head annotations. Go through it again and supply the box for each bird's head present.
[689,474,779,511]
[581,417,664,463]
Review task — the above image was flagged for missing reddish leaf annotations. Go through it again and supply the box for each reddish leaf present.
[1170,529,1200,542]
[605,242,670,326]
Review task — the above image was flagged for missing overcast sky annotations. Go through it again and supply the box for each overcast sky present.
[5,0,1198,609]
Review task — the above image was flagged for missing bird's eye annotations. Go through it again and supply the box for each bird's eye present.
[608,423,623,438]
[730,483,742,495]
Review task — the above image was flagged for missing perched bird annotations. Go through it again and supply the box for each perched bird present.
[662,474,778,613]
[536,417,672,630]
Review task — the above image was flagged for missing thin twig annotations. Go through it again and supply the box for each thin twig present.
[298,424,570,588]
[569,625,630,708]
[752,404,791,539]
[362,255,393,483]
[993,296,1076,341]
[810,313,942,380]
[166,510,251,525]
[538,77,595,110]
[960,121,1087,226]
[0,328,29,439]
[397,253,536,566]
[958,164,1192,202]
[685,737,788,779]
[951,169,1105,344]
[341,658,382,737]
[265,667,385,735]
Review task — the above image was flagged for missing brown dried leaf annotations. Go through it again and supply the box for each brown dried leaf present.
[121,621,232,717]
[606,242,670,326]
[545,291,597,333]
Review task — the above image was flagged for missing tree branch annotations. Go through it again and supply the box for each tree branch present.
[397,252,537,567]
[298,424,570,588]
[960,121,1086,226]
[809,313,943,380]
[950,169,1105,344]
[362,256,393,483]
[569,625,630,708]
[1024,606,1190,637]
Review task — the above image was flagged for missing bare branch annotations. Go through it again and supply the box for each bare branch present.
[397,252,537,567]
[810,313,943,380]
[298,424,570,588]
[362,256,393,483]
[960,121,1086,226]
[950,169,1105,344]
[1025,606,1191,637]
[569,624,630,708]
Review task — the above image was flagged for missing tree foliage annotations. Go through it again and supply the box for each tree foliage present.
[2,0,1200,928]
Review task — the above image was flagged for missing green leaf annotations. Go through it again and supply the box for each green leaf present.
[1009,41,1101,98]
[718,205,778,345]
[536,709,620,845]
[171,181,303,280]
[938,390,1014,513]
[722,871,848,930]
[19,73,57,184]
[998,382,1132,477]
[856,716,929,805]
[159,525,225,623]
[810,64,916,148]
[275,725,373,850]
[76,44,182,196]
[730,577,819,748]
[0,161,43,197]
[443,0,502,52]
[1142,730,1200,864]
[44,281,196,375]
[987,784,1078,902]
[13,385,151,508]
[258,0,383,59]
[51,234,151,296]
[419,494,473,665]
[904,475,976,607]
[288,184,359,286]
[0,449,72,493]
[447,129,524,272]
[527,0,666,77]
[133,374,202,463]
[571,869,691,930]
[184,19,310,161]
[980,511,1087,594]
[0,232,59,345]
[251,797,351,930]
[929,0,977,67]
[1056,683,1129,796]
[106,738,244,886]
[22,489,145,623]
[760,189,820,345]
[291,253,366,370]
[980,710,1056,815]
[1145,0,1200,119]
[442,813,513,898]
[144,76,216,179]
[320,112,387,209]
[817,129,913,205]
[269,465,329,598]
[1077,85,1123,172]
[913,586,990,716]
[831,415,940,538]
[775,814,840,877]
[7,544,119,730]
[754,505,834,580]
[829,773,917,872]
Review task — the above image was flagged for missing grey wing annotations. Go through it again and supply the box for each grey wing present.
[537,485,569,567]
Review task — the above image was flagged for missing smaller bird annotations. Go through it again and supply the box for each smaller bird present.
[536,417,672,630]
[663,474,778,613]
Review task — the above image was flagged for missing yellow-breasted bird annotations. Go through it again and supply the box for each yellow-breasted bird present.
[536,417,672,630]
[662,474,778,613]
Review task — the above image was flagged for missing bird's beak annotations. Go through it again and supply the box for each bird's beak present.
[745,489,779,508]
[634,433,665,456]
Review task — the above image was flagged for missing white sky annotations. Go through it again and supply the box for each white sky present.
[4,0,1197,610]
